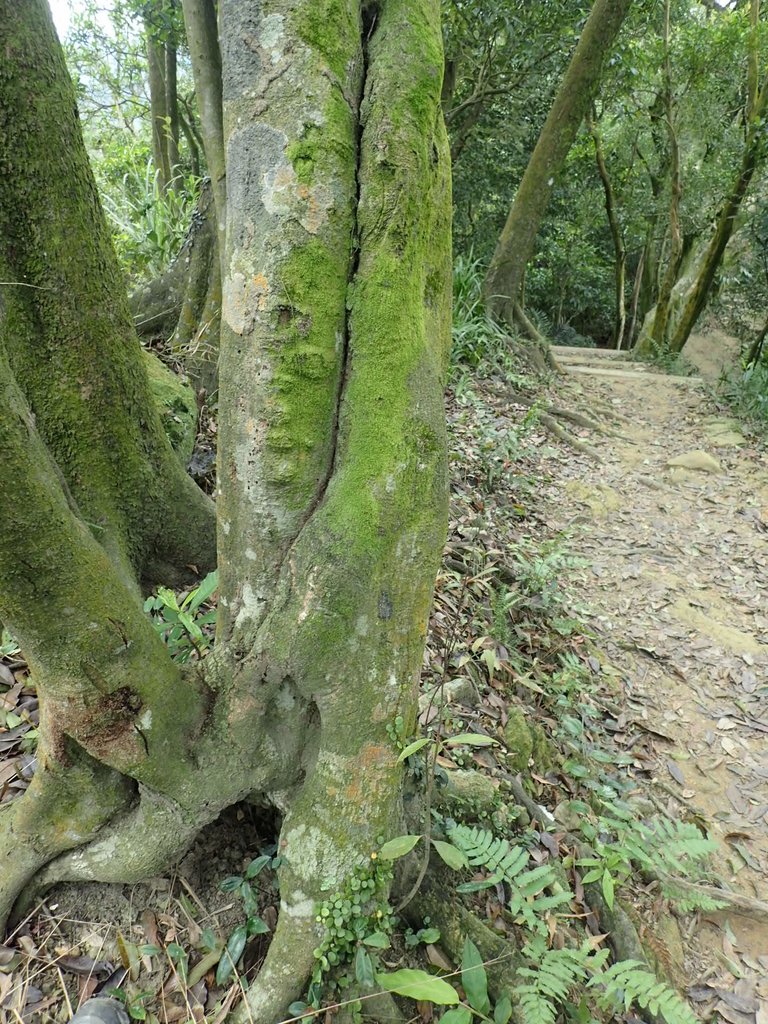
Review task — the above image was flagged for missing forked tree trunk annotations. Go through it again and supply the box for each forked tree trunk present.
[482,0,632,326]
[0,5,451,1024]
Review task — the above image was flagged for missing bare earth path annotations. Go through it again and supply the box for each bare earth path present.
[541,348,768,980]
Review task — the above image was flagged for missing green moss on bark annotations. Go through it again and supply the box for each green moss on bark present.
[0,0,215,582]
[143,352,198,464]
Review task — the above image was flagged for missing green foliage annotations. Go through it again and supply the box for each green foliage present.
[517,938,609,1024]
[719,362,768,427]
[578,803,722,914]
[99,162,202,279]
[591,960,698,1024]
[451,254,513,369]
[216,854,275,985]
[634,341,695,377]
[308,857,396,1008]
[447,824,571,935]
[553,324,596,348]
[0,630,19,659]
[143,570,218,663]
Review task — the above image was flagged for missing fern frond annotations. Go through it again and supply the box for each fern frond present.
[517,943,604,1024]
[591,961,699,1024]
[448,824,529,882]
[658,881,727,914]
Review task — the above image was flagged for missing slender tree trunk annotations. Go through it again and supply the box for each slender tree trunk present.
[482,0,632,325]
[145,15,172,192]
[647,0,683,351]
[165,34,180,178]
[748,0,760,119]
[588,108,626,349]
[179,106,202,176]
[626,247,645,348]
[0,10,451,1024]
[667,71,768,352]
[747,311,768,364]
[181,0,225,260]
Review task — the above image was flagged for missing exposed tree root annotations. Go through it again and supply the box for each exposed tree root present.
[655,874,768,923]
[0,753,133,933]
[547,405,633,442]
[539,413,603,461]
[484,380,630,460]
[409,868,521,1003]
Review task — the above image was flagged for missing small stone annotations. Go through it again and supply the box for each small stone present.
[666,450,722,474]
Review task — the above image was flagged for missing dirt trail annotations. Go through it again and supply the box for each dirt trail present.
[543,348,768,971]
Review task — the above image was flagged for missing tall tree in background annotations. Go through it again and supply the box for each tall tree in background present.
[0,5,451,1023]
[482,0,633,329]
[144,0,183,192]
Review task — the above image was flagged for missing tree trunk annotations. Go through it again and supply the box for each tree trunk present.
[145,13,172,192]
[130,178,220,393]
[181,0,225,259]
[165,33,181,177]
[748,0,760,120]
[0,8,451,1024]
[646,0,683,351]
[482,0,632,325]
[666,70,768,352]
[588,108,627,349]
[0,2,215,589]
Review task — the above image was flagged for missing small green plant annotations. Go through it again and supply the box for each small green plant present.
[633,342,694,377]
[289,854,396,1016]
[104,987,154,1022]
[577,803,722,913]
[446,824,571,936]
[452,254,513,370]
[516,938,609,1024]
[98,160,202,279]
[0,629,20,659]
[143,569,218,663]
[217,854,275,986]
[435,824,701,1024]
[719,361,768,426]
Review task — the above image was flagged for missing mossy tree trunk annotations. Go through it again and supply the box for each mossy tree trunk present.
[132,0,225,392]
[664,69,768,352]
[482,0,632,327]
[0,4,451,1024]
[0,1,215,589]
[181,0,225,259]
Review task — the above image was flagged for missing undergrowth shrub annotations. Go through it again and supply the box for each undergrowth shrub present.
[719,361,768,426]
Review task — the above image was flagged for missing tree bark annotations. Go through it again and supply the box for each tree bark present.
[647,0,683,351]
[482,0,632,325]
[0,7,452,1024]
[164,31,181,177]
[0,0,215,587]
[748,0,760,119]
